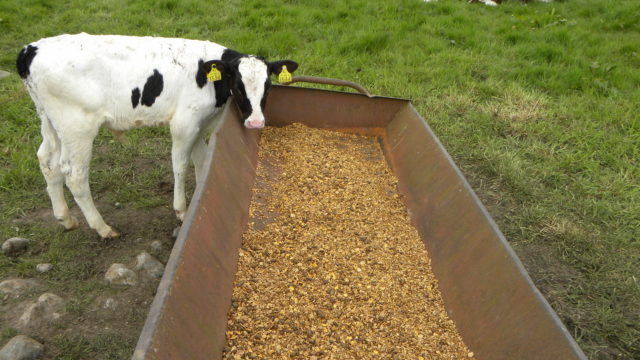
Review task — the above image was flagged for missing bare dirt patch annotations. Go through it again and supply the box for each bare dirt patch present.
[2,202,179,359]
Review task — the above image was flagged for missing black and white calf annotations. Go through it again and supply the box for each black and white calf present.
[16,33,298,238]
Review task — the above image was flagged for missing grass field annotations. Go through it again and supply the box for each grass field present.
[1,0,638,359]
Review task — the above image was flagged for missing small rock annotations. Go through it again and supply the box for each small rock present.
[17,293,65,329]
[35,263,53,273]
[172,226,181,239]
[0,335,44,360]
[0,279,39,298]
[101,297,118,310]
[105,263,138,286]
[135,252,165,279]
[0,70,10,80]
[150,240,163,252]
[2,237,30,257]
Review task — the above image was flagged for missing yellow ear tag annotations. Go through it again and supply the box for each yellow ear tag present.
[207,64,221,82]
[278,65,292,83]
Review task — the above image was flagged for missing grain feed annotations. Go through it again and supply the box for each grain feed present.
[224,124,475,360]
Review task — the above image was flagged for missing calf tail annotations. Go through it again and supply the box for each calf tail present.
[16,45,38,79]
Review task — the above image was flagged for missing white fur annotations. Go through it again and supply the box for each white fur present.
[237,57,268,128]
[22,33,263,237]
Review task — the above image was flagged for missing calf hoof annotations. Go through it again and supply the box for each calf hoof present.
[98,227,120,239]
[175,210,186,222]
[59,216,80,230]
[104,230,120,239]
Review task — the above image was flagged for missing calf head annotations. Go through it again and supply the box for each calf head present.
[202,56,298,129]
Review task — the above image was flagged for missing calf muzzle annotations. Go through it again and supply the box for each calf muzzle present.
[244,118,265,129]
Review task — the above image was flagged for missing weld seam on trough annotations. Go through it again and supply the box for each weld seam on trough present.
[390,103,588,360]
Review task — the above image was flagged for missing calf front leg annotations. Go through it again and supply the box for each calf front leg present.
[190,135,207,185]
[190,110,224,184]
[170,123,201,221]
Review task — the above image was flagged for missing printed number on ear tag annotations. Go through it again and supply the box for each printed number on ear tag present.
[207,64,221,82]
[278,65,292,83]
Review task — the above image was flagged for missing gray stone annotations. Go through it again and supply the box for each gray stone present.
[2,237,30,257]
[150,240,163,252]
[0,335,44,360]
[105,263,138,286]
[172,226,181,239]
[101,297,118,311]
[17,293,65,329]
[0,279,39,298]
[135,252,165,279]
[35,263,53,273]
[0,70,10,80]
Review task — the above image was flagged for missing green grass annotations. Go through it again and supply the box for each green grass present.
[1,0,639,359]
[52,333,135,360]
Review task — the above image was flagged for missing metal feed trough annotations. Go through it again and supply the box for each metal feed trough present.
[132,78,588,360]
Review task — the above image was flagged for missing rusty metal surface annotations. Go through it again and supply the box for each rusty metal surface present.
[264,85,405,134]
[383,103,587,360]
[134,84,587,360]
[132,103,259,360]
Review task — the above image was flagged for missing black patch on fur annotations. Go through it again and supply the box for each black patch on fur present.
[16,45,38,79]
[213,71,231,108]
[131,87,141,108]
[221,48,243,63]
[261,78,272,111]
[233,73,252,118]
[140,70,163,107]
[195,59,208,88]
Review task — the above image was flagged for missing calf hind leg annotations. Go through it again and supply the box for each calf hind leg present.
[37,117,79,230]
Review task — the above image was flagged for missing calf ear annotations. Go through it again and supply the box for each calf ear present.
[201,60,229,80]
[269,60,299,76]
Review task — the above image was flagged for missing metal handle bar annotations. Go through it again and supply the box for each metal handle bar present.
[281,76,373,98]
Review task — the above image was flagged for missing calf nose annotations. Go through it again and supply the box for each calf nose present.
[244,118,265,129]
